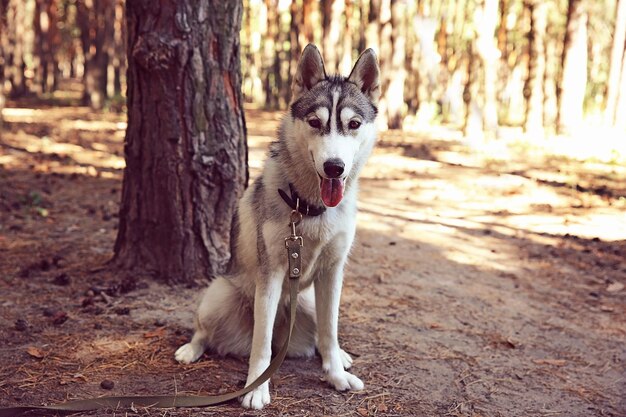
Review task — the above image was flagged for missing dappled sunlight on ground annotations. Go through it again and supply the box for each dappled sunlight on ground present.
[1,105,126,180]
[1,103,624,416]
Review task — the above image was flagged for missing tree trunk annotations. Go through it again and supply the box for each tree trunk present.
[405,3,419,113]
[0,0,7,128]
[288,0,301,102]
[322,0,344,73]
[112,0,125,97]
[386,0,406,129]
[543,23,559,131]
[263,0,278,109]
[523,0,547,135]
[606,0,626,126]
[31,0,60,94]
[33,0,44,94]
[357,0,366,52]
[464,43,483,137]
[78,0,112,109]
[113,0,248,284]
[476,0,500,138]
[241,0,263,105]
[378,0,392,129]
[557,0,587,134]
[366,0,380,50]
[497,0,509,60]
[6,0,27,98]
[300,0,316,49]
[340,0,353,75]
[615,45,626,130]
[273,7,286,108]
[436,15,447,65]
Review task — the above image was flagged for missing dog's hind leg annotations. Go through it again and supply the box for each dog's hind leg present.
[175,329,208,364]
[175,277,234,364]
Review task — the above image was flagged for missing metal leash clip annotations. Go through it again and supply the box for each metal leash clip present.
[285,198,304,279]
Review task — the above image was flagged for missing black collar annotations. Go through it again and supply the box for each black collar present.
[278,183,326,217]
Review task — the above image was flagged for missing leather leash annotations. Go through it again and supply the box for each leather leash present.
[0,209,305,417]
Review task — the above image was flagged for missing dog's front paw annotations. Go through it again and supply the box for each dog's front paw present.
[325,370,364,392]
[174,343,203,364]
[241,382,270,409]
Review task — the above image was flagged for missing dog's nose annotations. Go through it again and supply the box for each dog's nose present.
[323,159,345,178]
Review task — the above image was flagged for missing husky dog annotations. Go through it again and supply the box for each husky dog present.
[175,44,380,410]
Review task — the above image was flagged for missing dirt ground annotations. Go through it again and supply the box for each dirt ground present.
[1,91,625,416]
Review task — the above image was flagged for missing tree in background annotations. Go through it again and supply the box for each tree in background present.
[4,0,28,98]
[616,58,626,130]
[385,0,406,129]
[33,0,61,94]
[77,0,114,110]
[2,0,626,135]
[322,0,344,73]
[0,0,7,127]
[606,0,626,126]
[524,0,548,135]
[557,0,588,134]
[113,1,248,284]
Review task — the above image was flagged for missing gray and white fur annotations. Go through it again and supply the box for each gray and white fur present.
[175,44,380,410]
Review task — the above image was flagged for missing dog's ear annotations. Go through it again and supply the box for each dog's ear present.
[347,48,380,104]
[291,44,326,103]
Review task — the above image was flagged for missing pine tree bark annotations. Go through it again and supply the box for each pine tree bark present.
[113,0,248,284]
[606,0,626,126]
[557,0,587,134]
[523,0,547,135]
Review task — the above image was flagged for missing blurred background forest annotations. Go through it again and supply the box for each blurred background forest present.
[1,0,626,140]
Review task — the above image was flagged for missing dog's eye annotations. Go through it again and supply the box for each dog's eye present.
[308,119,322,129]
[348,120,361,130]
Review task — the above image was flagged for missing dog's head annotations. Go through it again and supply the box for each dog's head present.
[289,44,380,207]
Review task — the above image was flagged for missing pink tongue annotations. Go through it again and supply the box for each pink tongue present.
[321,178,344,207]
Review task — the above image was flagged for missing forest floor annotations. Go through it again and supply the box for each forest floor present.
[1,91,625,417]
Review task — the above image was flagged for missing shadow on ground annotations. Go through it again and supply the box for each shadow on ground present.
[0,101,624,416]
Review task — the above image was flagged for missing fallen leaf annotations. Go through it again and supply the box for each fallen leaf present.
[533,359,566,366]
[606,282,624,292]
[26,347,44,359]
[357,407,369,417]
[143,327,167,338]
